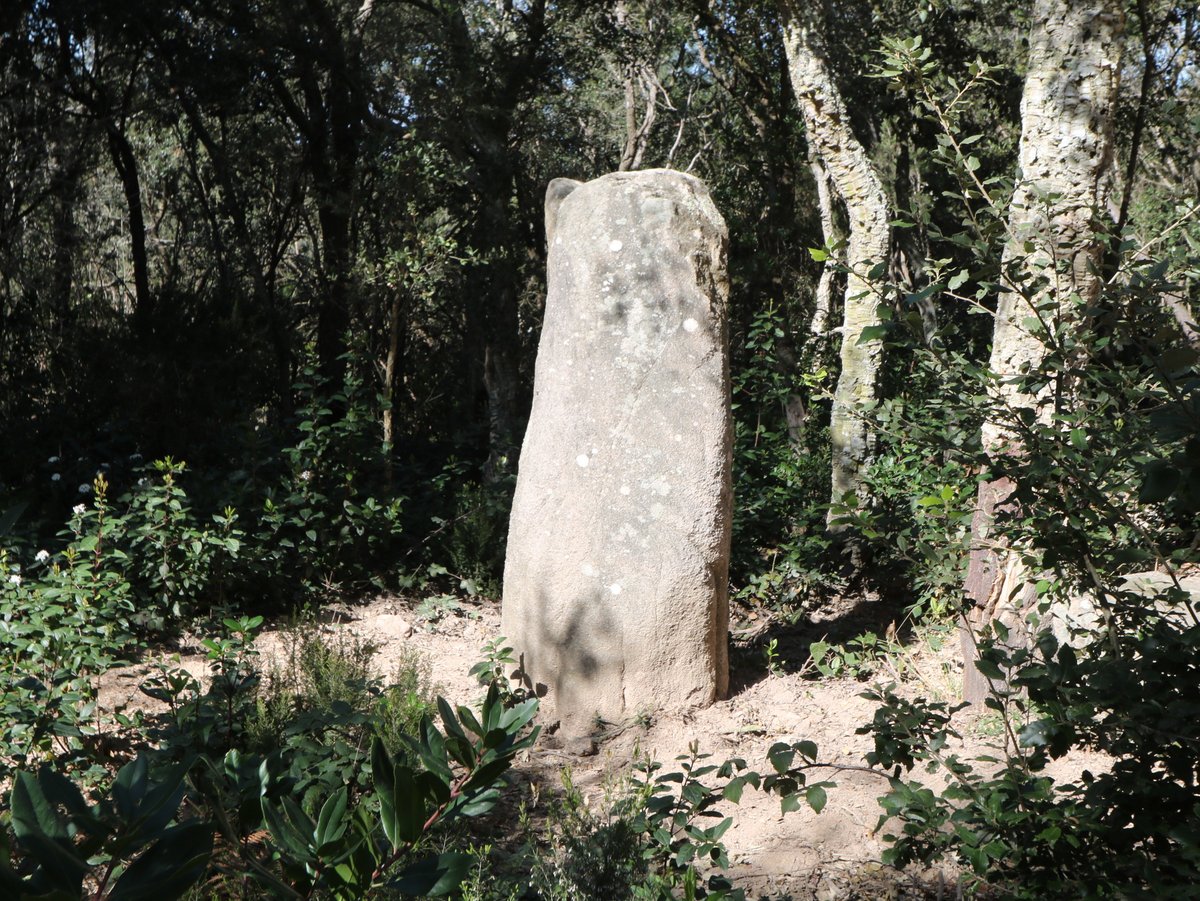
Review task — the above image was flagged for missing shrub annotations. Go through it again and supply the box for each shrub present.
[848,37,1200,898]
[239,359,405,604]
[730,304,834,612]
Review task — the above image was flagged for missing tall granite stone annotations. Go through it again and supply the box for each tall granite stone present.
[502,169,731,734]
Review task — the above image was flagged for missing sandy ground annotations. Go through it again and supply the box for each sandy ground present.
[96,593,1109,900]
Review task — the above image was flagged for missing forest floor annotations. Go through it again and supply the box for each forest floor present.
[97,592,1109,900]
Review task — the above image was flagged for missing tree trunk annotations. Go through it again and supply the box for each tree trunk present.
[779,2,890,524]
[382,287,406,488]
[478,186,523,478]
[962,0,1123,704]
[49,137,86,346]
[806,145,840,338]
[106,124,153,336]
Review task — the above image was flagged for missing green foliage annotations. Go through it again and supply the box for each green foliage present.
[243,359,404,603]
[0,458,251,781]
[119,459,243,624]
[525,768,652,901]
[1,755,211,900]
[139,615,263,761]
[808,632,898,681]
[250,627,437,803]
[4,619,540,901]
[523,743,753,901]
[501,731,839,901]
[375,648,440,759]
[630,742,763,900]
[858,671,1200,898]
[468,636,529,706]
[444,481,513,598]
[762,637,782,676]
[2,2,1198,895]
[731,304,834,610]
[0,476,137,780]
[252,682,539,899]
[855,442,975,620]
[809,625,955,690]
[847,29,1200,898]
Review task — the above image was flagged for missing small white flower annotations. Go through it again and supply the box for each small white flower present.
[129,453,143,462]
[73,504,86,516]
[78,483,91,494]
[35,550,49,564]
[48,456,60,464]
[300,470,314,482]
[137,478,147,486]
[51,473,61,482]
[8,575,20,587]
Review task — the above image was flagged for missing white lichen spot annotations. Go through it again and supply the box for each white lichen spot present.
[674,434,682,441]
[576,454,590,468]
[608,239,623,252]
[581,563,598,577]
[650,502,664,519]
[683,318,699,333]
[619,485,631,496]
[609,583,623,596]
[555,236,562,244]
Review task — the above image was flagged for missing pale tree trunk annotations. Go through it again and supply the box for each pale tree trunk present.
[780,2,890,524]
[806,145,841,338]
[962,0,1123,704]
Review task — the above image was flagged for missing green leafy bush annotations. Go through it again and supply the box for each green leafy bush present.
[730,305,834,611]
[118,459,242,624]
[0,477,138,780]
[1,755,211,900]
[847,36,1200,898]
[0,461,242,782]
[4,620,542,900]
[435,468,515,599]
[241,360,405,603]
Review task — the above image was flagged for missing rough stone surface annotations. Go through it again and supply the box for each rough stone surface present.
[1051,571,1200,647]
[502,169,731,735]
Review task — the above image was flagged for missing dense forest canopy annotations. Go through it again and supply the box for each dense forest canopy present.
[1,0,1199,897]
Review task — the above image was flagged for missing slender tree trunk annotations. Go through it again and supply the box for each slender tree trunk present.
[106,124,153,335]
[316,203,354,386]
[962,0,1123,704]
[779,1,890,525]
[49,139,85,346]
[265,0,366,391]
[478,184,523,478]
[382,288,406,487]
[806,145,840,338]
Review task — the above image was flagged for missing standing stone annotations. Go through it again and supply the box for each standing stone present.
[502,169,731,735]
